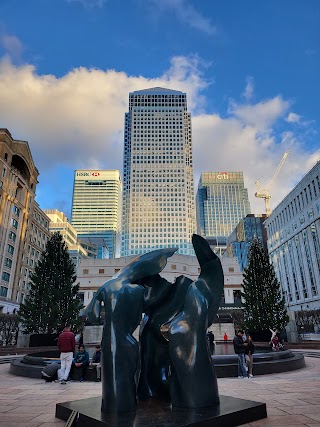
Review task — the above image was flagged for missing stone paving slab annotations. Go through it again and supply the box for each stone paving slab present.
[280,406,320,415]
[306,415,320,423]
[248,415,320,426]
[1,357,320,426]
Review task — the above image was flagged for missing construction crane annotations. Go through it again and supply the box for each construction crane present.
[255,150,290,216]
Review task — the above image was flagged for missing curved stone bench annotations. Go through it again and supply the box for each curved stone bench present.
[10,358,44,379]
[9,357,98,381]
[212,350,306,377]
[10,349,305,380]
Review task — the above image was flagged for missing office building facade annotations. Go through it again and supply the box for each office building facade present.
[196,171,251,241]
[265,161,320,311]
[44,209,89,267]
[0,129,51,313]
[71,170,122,258]
[224,214,268,271]
[121,87,196,256]
[45,210,78,247]
[77,254,243,310]
[205,236,228,258]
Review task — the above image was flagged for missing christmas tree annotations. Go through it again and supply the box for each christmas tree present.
[242,238,289,332]
[19,232,82,334]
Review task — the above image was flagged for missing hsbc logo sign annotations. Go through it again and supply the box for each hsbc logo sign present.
[76,172,100,177]
[76,172,91,177]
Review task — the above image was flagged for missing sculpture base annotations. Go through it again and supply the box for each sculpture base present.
[56,395,267,427]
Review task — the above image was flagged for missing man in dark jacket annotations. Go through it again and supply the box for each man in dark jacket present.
[71,344,90,382]
[41,363,60,382]
[90,344,101,381]
[233,330,248,378]
[58,325,75,384]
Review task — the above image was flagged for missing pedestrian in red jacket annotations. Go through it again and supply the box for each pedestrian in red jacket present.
[58,325,75,384]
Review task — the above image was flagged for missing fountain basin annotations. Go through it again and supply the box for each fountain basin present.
[212,349,305,377]
[9,345,305,380]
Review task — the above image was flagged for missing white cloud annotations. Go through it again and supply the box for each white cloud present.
[147,0,216,36]
[286,112,301,123]
[0,33,24,62]
[192,112,320,214]
[285,112,315,127]
[0,55,207,170]
[228,96,290,130]
[242,76,254,101]
[0,55,318,215]
[66,0,107,8]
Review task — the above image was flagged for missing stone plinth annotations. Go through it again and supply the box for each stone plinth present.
[16,331,30,347]
[83,325,103,346]
[56,395,267,427]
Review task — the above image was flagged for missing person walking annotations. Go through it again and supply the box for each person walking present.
[233,330,248,378]
[245,335,255,378]
[58,325,75,385]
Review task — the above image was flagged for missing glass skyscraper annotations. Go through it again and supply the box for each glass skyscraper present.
[224,214,268,271]
[121,87,196,256]
[71,170,122,258]
[196,172,251,240]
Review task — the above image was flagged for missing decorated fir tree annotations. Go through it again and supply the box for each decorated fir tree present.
[242,238,289,333]
[19,232,82,334]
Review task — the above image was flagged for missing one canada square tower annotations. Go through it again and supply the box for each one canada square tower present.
[121,87,196,256]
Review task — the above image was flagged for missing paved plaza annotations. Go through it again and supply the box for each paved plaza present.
[1,354,320,427]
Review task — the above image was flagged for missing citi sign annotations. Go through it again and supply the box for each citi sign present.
[216,173,229,180]
[76,172,100,177]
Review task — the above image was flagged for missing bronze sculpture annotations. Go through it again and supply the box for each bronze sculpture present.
[82,234,224,413]
[82,247,177,413]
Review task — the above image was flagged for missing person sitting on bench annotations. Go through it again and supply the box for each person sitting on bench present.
[90,344,101,382]
[71,344,89,382]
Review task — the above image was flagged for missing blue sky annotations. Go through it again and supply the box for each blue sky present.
[0,0,319,218]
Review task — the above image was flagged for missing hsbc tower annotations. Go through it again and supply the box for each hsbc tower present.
[71,170,122,258]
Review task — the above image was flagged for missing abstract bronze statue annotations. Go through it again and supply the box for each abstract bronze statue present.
[82,247,177,413]
[168,234,223,408]
[82,234,224,414]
